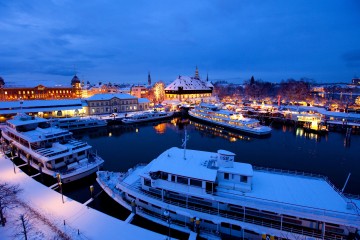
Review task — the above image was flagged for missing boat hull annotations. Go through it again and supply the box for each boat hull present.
[188,111,271,136]
[122,112,174,124]
[2,133,104,184]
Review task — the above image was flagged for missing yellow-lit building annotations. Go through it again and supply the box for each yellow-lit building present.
[0,75,82,101]
[164,67,213,101]
[131,85,149,98]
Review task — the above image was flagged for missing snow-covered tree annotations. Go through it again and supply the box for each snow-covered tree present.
[0,183,21,226]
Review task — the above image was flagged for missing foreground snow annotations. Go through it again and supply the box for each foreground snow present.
[0,153,166,240]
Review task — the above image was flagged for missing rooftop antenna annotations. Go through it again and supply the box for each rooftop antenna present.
[19,97,23,114]
[341,173,351,193]
[181,128,189,160]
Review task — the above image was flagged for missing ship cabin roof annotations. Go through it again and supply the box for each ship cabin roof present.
[19,126,71,143]
[7,114,48,127]
[147,147,252,182]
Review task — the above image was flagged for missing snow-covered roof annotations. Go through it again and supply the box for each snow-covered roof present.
[138,98,150,103]
[86,93,136,101]
[148,147,218,181]
[0,100,83,114]
[0,99,82,108]
[165,76,212,91]
[147,147,253,182]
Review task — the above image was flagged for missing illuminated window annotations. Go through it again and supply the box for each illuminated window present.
[4,91,7,94]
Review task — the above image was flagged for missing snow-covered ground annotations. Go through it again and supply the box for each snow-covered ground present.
[0,153,166,240]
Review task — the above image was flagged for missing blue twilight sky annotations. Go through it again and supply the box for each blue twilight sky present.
[0,0,360,86]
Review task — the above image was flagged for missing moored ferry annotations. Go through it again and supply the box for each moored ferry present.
[97,145,360,239]
[122,110,174,124]
[1,114,104,183]
[189,103,272,136]
[51,116,107,131]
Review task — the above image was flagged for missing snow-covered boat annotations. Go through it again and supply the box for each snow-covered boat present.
[189,103,272,136]
[51,117,107,131]
[1,114,104,183]
[97,139,360,239]
[121,110,174,124]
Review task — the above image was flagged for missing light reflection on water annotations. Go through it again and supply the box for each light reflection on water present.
[73,118,360,195]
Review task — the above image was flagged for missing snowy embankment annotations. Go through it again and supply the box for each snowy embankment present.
[0,153,166,240]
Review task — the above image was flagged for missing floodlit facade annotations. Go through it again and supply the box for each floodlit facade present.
[164,67,213,101]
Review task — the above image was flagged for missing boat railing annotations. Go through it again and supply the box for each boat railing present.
[119,163,148,180]
[116,181,340,239]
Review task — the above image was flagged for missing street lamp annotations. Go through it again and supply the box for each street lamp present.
[57,173,64,203]
[59,182,64,203]
[163,210,171,240]
[90,185,94,198]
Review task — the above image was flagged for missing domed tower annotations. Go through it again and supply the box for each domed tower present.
[71,74,82,98]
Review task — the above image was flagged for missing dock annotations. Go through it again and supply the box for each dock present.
[0,153,166,240]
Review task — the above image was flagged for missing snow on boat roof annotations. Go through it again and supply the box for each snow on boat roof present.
[148,147,217,181]
[14,126,69,143]
[86,93,136,101]
[217,149,235,156]
[243,170,357,215]
[7,115,48,126]
[147,147,253,181]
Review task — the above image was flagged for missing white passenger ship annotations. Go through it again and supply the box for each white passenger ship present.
[189,103,272,136]
[51,116,107,131]
[97,144,360,239]
[122,110,174,124]
[1,114,104,183]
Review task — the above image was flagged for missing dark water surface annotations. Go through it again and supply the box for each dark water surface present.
[59,118,359,237]
[74,118,359,195]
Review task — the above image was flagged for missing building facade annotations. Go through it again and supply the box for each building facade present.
[164,67,213,101]
[130,85,149,98]
[0,75,82,101]
[85,93,150,115]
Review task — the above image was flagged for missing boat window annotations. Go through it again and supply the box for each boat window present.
[177,176,188,185]
[240,175,247,183]
[144,178,151,187]
[78,150,85,156]
[232,225,241,231]
[161,172,168,180]
[224,173,229,180]
[54,158,64,164]
[190,179,202,187]
[171,175,176,182]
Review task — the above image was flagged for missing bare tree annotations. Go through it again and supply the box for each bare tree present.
[13,214,32,240]
[0,183,21,226]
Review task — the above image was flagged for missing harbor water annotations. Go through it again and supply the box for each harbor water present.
[15,117,360,238]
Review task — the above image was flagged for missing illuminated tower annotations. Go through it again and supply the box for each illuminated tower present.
[194,66,200,79]
[148,71,152,86]
[71,74,82,98]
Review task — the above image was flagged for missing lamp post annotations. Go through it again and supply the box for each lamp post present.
[163,210,171,240]
[59,182,64,203]
[57,173,64,203]
[90,185,94,199]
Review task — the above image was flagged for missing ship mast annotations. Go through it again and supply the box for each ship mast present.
[181,128,189,160]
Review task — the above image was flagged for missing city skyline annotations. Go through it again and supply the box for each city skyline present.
[0,0,360,86]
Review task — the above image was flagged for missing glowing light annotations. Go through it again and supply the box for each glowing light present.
[108,132,112,137]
